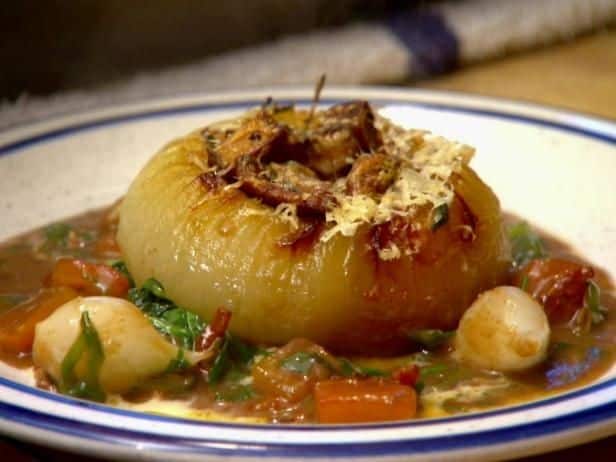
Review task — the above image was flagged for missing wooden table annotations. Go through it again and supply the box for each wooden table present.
[2,27,615,462]
[418,27,616,120]
[420,26,616,459]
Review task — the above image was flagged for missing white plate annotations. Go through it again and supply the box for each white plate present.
[0,88,615,461]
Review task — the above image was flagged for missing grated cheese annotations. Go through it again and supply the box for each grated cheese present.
[321,116,474,246]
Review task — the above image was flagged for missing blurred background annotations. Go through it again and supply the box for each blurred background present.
[1,0,615,126]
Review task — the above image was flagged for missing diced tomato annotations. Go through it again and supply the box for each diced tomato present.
[392,364,420,387]
[0,287,78,354]
[45,258,130,297]
[514,258,594,324]
[314,378,417,423]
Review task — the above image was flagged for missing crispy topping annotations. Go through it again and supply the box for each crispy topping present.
[199,100,474,248]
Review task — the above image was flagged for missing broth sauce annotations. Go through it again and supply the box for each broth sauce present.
[0,206,614,422]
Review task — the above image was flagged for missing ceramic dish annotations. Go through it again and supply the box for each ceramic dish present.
[0,88,615,461]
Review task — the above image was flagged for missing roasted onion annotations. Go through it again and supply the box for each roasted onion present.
[118,101,511,353]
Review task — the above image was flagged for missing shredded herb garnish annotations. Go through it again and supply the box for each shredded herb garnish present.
[208,335,231,384]
[166,349,191,373]
[215,384,256,402]
[127,276,261,386]
[408,329,454,349]
[110,260,135,288]
[519,274,529,291]
[508,222,547,267]
[128,278,205,349]
[228,336,259,364]
[43,223,72,248]
[585,280,607,325]
[337,358,388,377]
[60,311,106,402]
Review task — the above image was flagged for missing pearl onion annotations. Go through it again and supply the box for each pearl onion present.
[455,286,550,372]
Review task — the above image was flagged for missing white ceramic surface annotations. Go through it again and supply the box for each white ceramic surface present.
[0,87,615,461]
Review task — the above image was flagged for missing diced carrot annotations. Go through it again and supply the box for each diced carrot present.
[314,378,417,424]
[514,258,594,324]
[0,287,78,354]
[46,258,130,297]
[252,338,333,402]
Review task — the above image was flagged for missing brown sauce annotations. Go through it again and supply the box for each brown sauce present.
[0,206,614,422]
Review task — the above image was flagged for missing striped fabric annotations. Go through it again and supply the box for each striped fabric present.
[1,0,615,129]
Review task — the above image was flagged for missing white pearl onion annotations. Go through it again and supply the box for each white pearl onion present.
[33,296,206,394]
[455,286,550,372]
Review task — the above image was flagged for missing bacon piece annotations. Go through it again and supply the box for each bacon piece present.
[238,160,335,214]
[196,307,232,351]
[514,258,594,324]
[346,152,400,196]
[308,101,383,178]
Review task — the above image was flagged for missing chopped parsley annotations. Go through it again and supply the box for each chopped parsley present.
[337,358,387,378]
[208,335,230,384]
[166,349,191,373]
[43,223,72,248]
[585,280,607,325]
[408,329,454,349]
[128,278,205,350]
[508,222,547,268]
[215,384,256,402]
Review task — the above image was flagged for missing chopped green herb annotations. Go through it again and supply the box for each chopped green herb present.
[128,278,206,349]
[337,358,358,377]
[358,365,388,377]
[215,384,255,402]
[44,223,72,248]
[508,222,547,268]
[142,278,167,299]
[150,309,205,350]
[280,351,322,375]
[432,203,449,230]
[408,329,454,349]
[129,283,175,318]
[419,364,450,378]
[585,280,607,325]
[336,358,387,377]
[110,261,135,288]
[166,349,191,373]
[208,335,230,384]
[60,311,106,402]
[519,274,529,291]
[228,336,259,364]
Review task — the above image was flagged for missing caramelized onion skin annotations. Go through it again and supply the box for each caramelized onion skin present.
[118,132,511,354]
